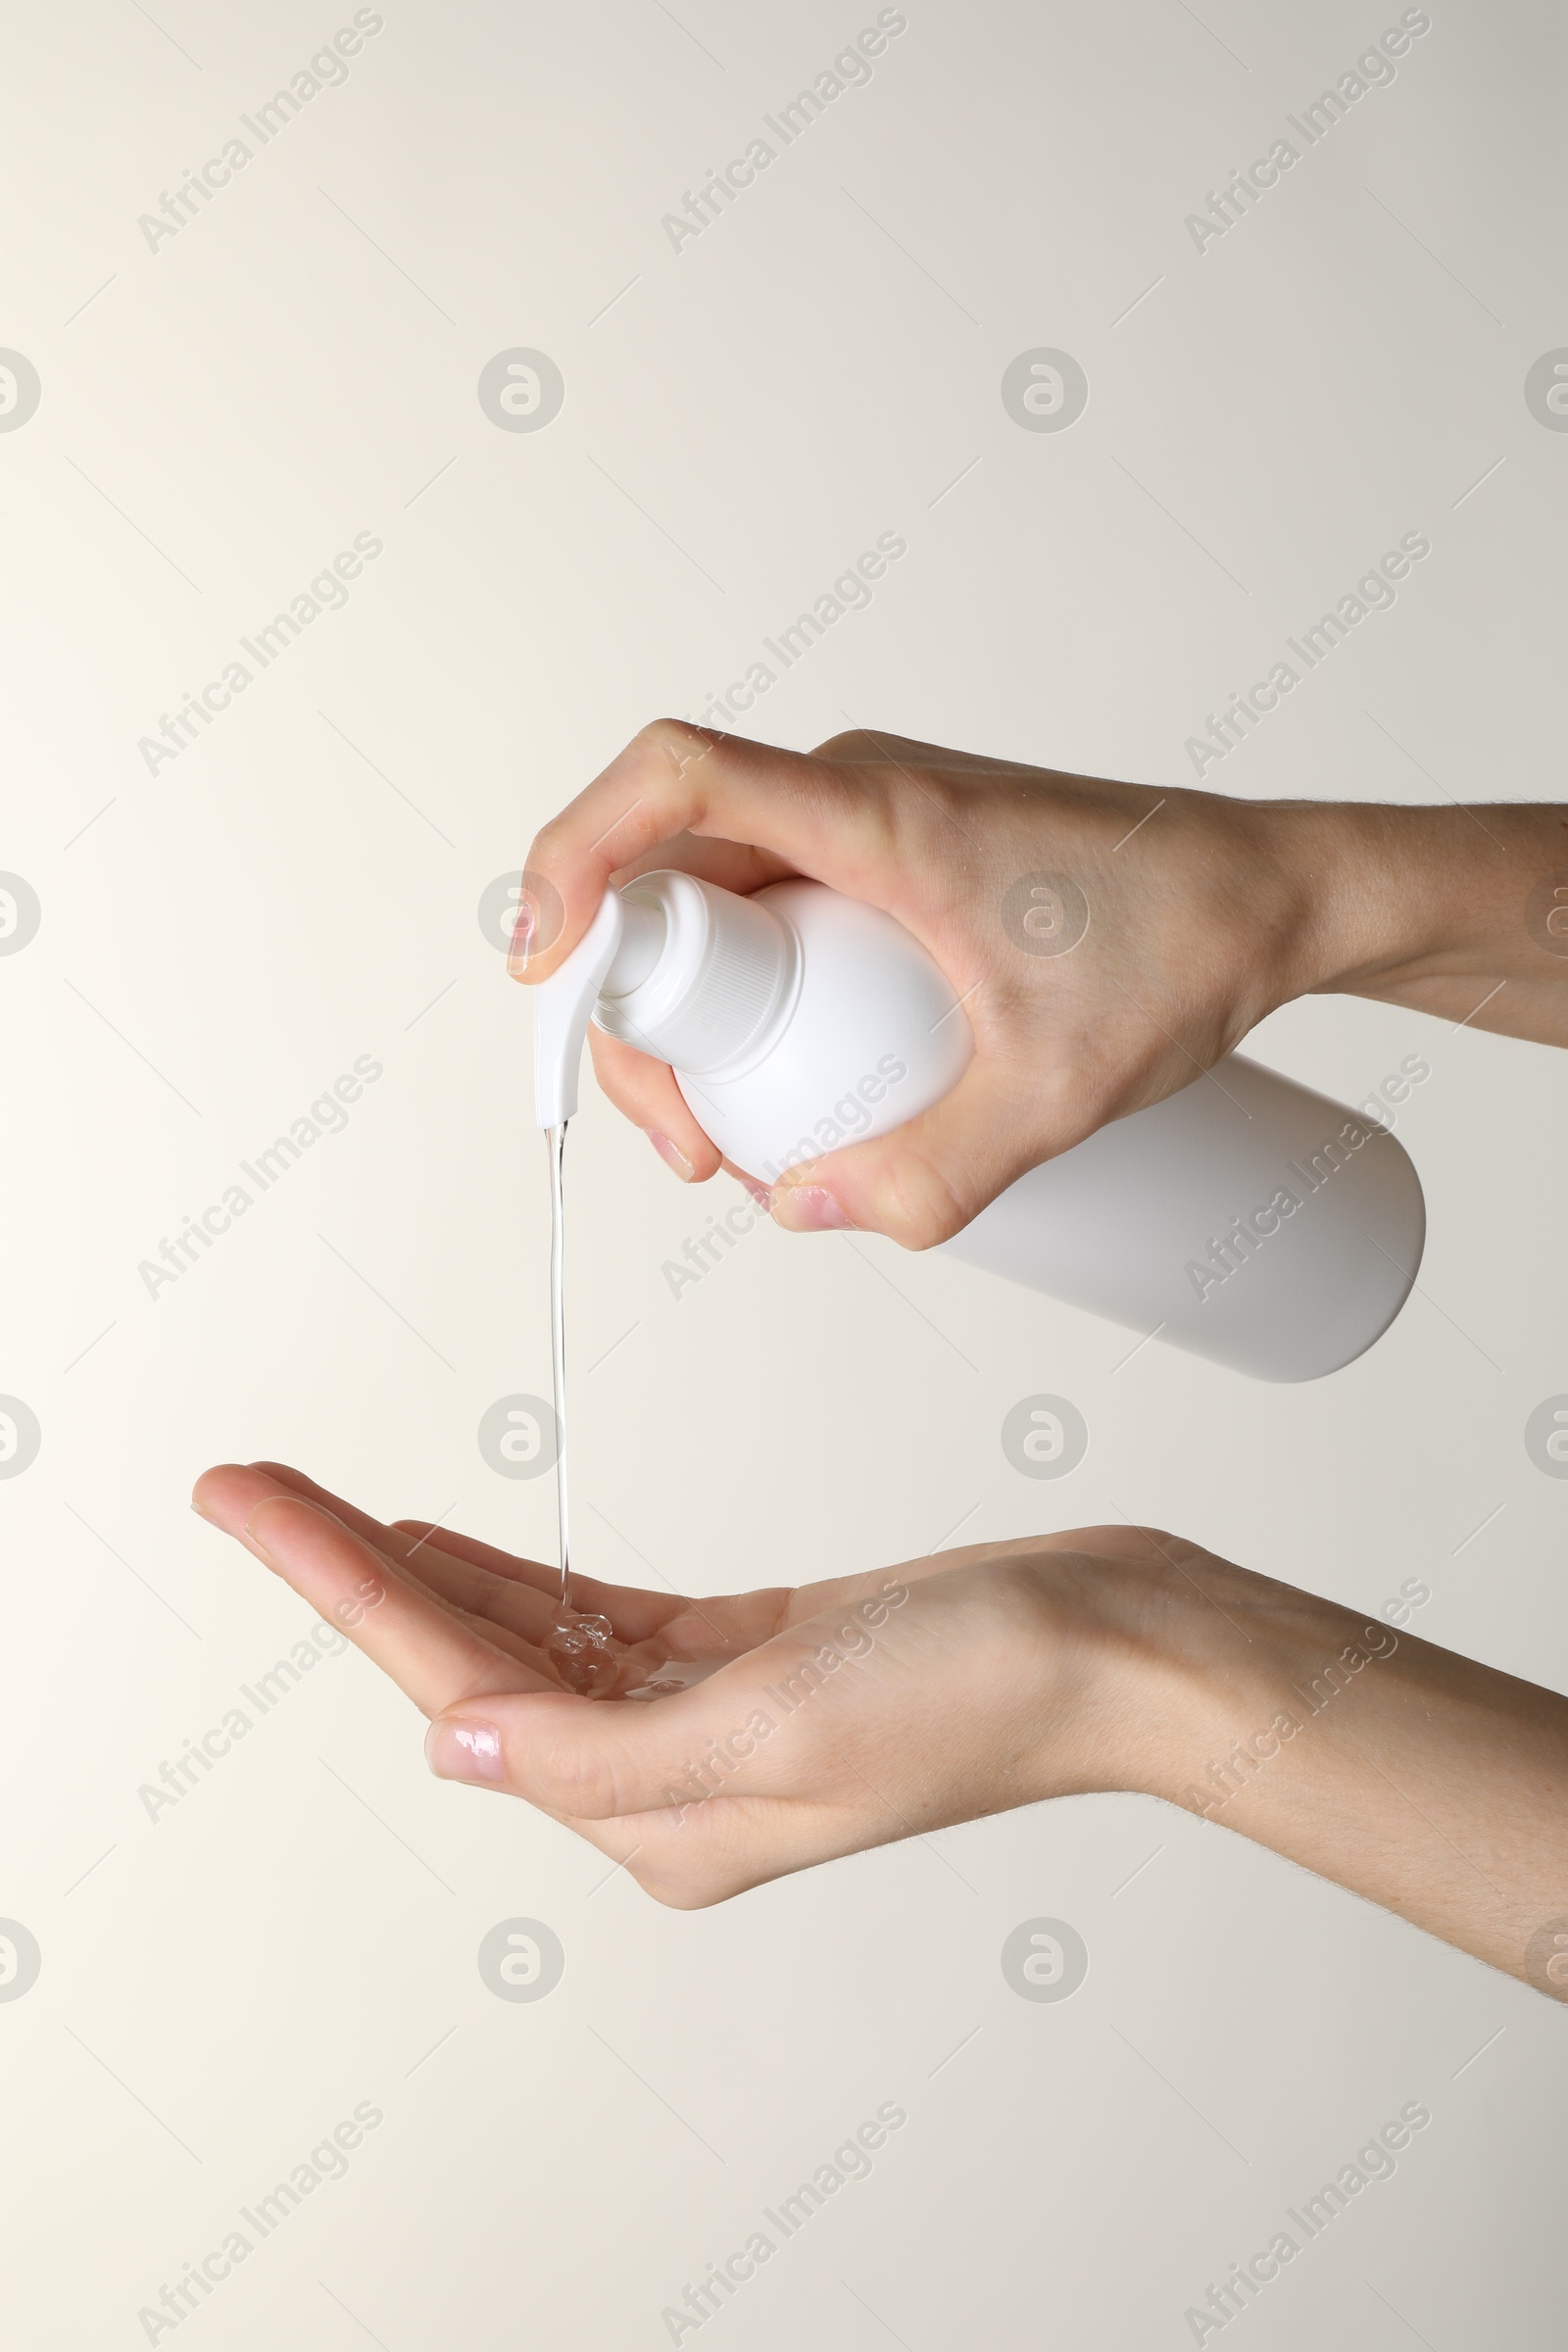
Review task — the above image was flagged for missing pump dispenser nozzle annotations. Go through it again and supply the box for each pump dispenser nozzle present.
[531,887,624,1129]
[533,871,801,1128]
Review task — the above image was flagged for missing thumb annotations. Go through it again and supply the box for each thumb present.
[426,1669,771,1821]
[769,1054,1090,1249]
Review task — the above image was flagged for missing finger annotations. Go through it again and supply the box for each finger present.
[588,1016,786,1206]
[248,1461,666,1639]
[386,1517,576,1594]
[244,1460,582,1652]
[371,1525,569,1648]
[207,1461,550,1656]
[387,1520,671,1627]
[612,829,792,898]
[230,1472,691,1689]
[514,723,895,981]
[244,1494,553,1711]
[201,1461,391,1557]
[390,1491,872,1660]
[769,1051,1073,1249]
[244,1460,542,1580]
[196,1471,546,1715]
[393,1522,782,1659]
[426,1651,795,1818]
[378,1518,685,1672]
[433,1598,565,1675]
[585,1026,723,1182]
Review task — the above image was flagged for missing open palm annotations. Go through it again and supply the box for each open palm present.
[192,1461,1170,1905]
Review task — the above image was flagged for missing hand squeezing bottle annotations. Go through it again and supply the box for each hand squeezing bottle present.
[534,871,1425,1384]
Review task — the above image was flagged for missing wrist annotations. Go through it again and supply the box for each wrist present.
[1250,801,1442,1000]
[1033,1531,1568,1987]
[1147,1587,1405,1826]
[1272,800,1568,999]
[1031,1536,1380,1813]
[1010,1540,1306,1808]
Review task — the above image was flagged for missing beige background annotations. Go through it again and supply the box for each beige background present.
[3,1,1566,2344]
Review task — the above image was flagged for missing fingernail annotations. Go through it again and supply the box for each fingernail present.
[506,896,537,977]
[242,1494,305,1570]
[645,1129,694,1181]
[190,1499,214,1524]
[773,1184,850,1231]
[426,1720,504,1783]
[744,1181,771,1210]
[240,1512,280,1571]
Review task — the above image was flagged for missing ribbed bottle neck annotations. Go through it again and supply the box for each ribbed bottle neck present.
[593,871,799,1077]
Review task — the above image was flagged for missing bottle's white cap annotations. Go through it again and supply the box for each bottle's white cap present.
[594,870,797,1076]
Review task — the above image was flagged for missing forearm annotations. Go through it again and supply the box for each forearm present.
[1281,799,1568,1043]
[1139,1569,1568,1991]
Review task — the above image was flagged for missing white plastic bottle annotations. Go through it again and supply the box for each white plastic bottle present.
[536,869,1426,1382]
